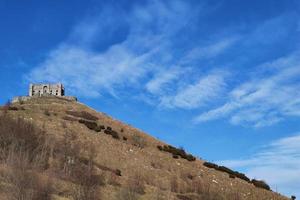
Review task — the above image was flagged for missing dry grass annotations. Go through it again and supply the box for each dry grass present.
[0,97,290,200]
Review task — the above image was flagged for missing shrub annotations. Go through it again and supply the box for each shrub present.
[8,106,19,111]
[203,162,251,183]
[99,125,105,130]
[94,126,102,132]
[291,195,296,200]
[79,119,98,130]
[234,171,250,182]
[203,162,219,169]
[115,169,122,176]
[158,145,196,162]
[218,166,235,175]
[123,136,128,141]
[104,128,120,140]
[251,179,270,191]
[185,154,196,161]
[66,110,98,121]
[157,145,163,151]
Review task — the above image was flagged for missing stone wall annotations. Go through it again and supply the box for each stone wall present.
[12,96,77,103]
[29,83,65,97]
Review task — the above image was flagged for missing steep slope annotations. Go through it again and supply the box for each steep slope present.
[0,97,290,200]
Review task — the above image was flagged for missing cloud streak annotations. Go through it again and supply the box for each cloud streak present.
[195,52,300,127]
[160,71,227,109]
[218,133,300,197]
[26,0,300,128]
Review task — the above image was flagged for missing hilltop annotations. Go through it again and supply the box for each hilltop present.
[0,97,290,200]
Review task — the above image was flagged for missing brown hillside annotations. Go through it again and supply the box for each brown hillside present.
[0,97,289,200]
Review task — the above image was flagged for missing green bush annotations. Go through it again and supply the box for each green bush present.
[234,171,250,182]
[203,162,218,169]
[157,145,196,162]
[291,195,296,200]
[202,162,251,183]
[8,106,19,111]
[157,145,163,151]
[78,119,98,130]
[251,179,270,191]
[218,166,235,174]
[104,128,120,140]
[115,169,122,176]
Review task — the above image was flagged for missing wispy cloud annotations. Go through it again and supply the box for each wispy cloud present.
[27,0,231,105]
[218,133,300,197]
[160,71,227,109]
[28,44,153,97]
[181,37,238,64]
[26,0,300,128]
[195,52,300,127]
[145,67,183,95]
[27,0,197,97]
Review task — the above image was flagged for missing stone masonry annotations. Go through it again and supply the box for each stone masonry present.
[12,83,77,103]
[29,83,65,97]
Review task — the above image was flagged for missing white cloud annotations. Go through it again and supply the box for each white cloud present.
[160,71,227,109]
[26,1,201,98]
[27,0,232,107]
[28,44,153,97]
[218,133,300,197]
[195,52,300,127]
[181,37,238,64]
[145,67,183,95]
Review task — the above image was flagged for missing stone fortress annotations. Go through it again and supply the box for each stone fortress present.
[29,83,65,97]
[12,83,77,103]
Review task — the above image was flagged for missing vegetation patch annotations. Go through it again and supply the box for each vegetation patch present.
[104,128,120,139]
[79,119,98,130]
[251,179,270,191]
[203,162,251,183]
[203,161,219,169]
[78,119,120,140]
[157,145,196,161]
[8,106,19,111]
[66,110,99,121]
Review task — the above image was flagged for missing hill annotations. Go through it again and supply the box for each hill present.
[0,97,290,200]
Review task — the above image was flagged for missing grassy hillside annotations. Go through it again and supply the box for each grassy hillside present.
[0,97,290,200]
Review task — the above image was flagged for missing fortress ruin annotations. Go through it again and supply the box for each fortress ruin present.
[12,83,77,103]
[29,83,65,97]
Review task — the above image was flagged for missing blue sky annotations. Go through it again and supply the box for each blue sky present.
[1,0,300,197]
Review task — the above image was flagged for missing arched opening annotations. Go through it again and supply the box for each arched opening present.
[43,86,48,94]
